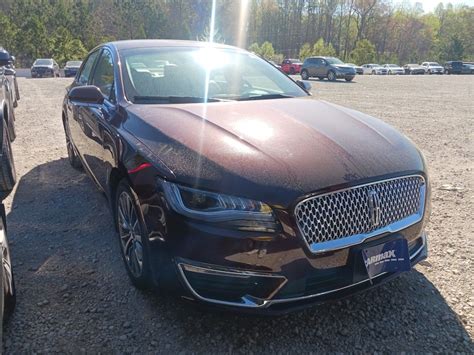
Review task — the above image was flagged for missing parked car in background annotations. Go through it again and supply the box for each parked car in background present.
[461,63,474,74]
[443,61,463,74]
[31,58,60,78]
[421,62,443,74]
[281,58,302,74]
[63,60,83,77]
[346,63,363,74]
[403,64,425,75]
[300,56,356,81]
[383,64,404,75]
[361,64,388,75]
[63,40,429,314]
[0,49,20,108]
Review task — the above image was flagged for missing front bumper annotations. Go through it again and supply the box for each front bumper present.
[173,231,427,314]
[335,71,356,79]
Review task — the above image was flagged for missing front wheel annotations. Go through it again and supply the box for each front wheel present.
[115,180,153,289]
[345,77,353,82]
[327,71,336,81]
[372,70,376,75]
[300,70,309,80]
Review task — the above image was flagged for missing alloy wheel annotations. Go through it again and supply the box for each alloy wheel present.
[117,191,144,278]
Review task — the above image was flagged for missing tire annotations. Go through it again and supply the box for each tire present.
[428,70,432,75]
[345,77,353,82]
[6,105,16,142]
[0,124,16,198]
[115,180,153,290]
[372,70,376,75]
[63,119,82,170]
[13,77,20,101]
[300,69,309,80]
[327,70,336,81]
[1,234,16,323]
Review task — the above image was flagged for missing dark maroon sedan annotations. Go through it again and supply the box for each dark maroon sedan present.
[62,40,430,314]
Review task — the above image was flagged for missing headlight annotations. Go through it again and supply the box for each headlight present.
[162,180,279,232]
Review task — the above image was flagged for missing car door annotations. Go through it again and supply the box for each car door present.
[80,48,117,190]
[315,58,326,77]
[307,58,317,76]
[67,49,101,160]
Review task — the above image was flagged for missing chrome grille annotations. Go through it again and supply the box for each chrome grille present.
[294,176,424,248]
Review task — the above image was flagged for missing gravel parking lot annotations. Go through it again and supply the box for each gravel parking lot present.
[2,75,473,353]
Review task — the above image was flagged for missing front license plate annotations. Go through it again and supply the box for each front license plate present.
[362,239,411,280]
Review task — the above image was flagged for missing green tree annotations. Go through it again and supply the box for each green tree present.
[299,43,312,60]
[312,38,336,56]
[248,42,261,53]
[349,39,377,64]
[259,41,275,59]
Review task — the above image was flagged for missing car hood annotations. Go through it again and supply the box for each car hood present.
[334,64,354,69]
[125,98,425,207]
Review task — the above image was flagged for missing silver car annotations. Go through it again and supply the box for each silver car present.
[362,64,388,75]
[383,64,404,75]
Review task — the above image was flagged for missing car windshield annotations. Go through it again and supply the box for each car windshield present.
[121,47,308,104]
[34,59,53,66]
[428,62,440,66]
[326,57,344,65]
[387,64,398,67]
[66,61,82,67]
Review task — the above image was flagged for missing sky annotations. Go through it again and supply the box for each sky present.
[396,0,474,12]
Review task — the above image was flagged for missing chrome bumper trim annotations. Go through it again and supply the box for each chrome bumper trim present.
[179,233,427,309]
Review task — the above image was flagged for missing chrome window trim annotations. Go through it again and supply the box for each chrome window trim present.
[177,232,426,309]
[294,174,426,254]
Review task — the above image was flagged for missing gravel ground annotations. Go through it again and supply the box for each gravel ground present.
[2,75,473,353]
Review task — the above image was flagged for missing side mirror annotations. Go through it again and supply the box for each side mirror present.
[68,85,104,105]
[10,56,15,62]
[296,80,312,92]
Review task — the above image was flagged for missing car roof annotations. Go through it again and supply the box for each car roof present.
[105,39,240,52]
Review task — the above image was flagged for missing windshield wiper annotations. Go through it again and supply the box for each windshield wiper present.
[237,93,295,101]
[133,96,228,104]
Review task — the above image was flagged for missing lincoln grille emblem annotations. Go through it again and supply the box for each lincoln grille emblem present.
[368,190,381,227]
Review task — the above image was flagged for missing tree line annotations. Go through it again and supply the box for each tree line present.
[0,0,472,67]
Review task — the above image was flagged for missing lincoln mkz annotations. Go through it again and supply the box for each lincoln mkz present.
[62,40,430,314]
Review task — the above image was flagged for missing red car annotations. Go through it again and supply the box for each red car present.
[281,58,302,74]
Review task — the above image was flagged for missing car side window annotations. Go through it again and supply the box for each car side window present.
[91,49,114,101]
[78,50,100,85]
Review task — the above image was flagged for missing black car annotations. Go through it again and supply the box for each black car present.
[0,49,19,109]
[461,63,474,74]
[300,56,356,82]
[31,58,60,78]
[64,60,83,78]
[403,64,425,75]
[0,59,16,143]
[0,67,16,344]
[62,40,429,314]
[443,61,463,74]
[0,204,16,344]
